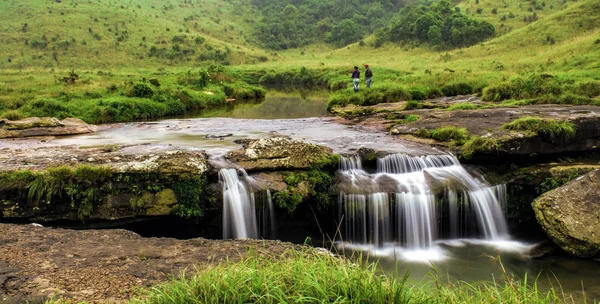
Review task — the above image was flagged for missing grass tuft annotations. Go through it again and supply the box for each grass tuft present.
[461,136,501,159]
[502,116,576,140]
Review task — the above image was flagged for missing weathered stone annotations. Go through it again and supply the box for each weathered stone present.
[0,145,212,222]
[227,137,332,171]
[0,117,96,138]
[0,223,297,303]
[532,169,600,258]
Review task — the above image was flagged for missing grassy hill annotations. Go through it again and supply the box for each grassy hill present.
[0,0,598,123]
[0,0,267,69]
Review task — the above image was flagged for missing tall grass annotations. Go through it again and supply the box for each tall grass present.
[128,247,570,304]
[502,116,577,140]
[135,248,411,304]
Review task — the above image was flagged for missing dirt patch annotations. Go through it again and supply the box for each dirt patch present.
[0,224,297,303]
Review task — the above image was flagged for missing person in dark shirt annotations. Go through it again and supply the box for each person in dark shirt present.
[352,66,360,92]
[364,64,373,88]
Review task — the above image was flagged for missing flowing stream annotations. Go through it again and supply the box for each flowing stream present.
[3,90,598,302]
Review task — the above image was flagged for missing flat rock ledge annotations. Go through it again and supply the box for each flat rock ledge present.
[0,224,297,303]
[227,137,332,171]
[0,117,96,139]
[532,169,600,258]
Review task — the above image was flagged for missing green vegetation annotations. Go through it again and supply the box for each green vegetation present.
[0,66,266,123]
[447,102,485,110]
[502,116,576,140]
[130,247,567,304]
[430,126,470,143]
[413,126,470,144]
[536,169,582,194]
[172,176,212,219]
[0,165,112,218]
[482,74,600,103]
[276,154,340,212]
[381,1,495,48]
[251,0,406,49]
[327,86,412,110]
[461,136,501,159]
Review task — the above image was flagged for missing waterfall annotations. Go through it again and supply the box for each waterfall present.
[338,153,509,250]
[219,168,275,239]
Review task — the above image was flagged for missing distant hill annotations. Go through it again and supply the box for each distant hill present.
[0,0,267,69]
[0,0,598,72]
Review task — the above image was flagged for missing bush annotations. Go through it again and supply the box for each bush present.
[502,116,576,140]
[441,82,474,96]
[429,126,470,143]
[130,82,154,98]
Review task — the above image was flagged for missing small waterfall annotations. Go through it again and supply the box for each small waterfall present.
[338,153,509,250]
[219,168,275,239]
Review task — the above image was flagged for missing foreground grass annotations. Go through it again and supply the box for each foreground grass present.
[502,116,577,140]
[114,248,567,304]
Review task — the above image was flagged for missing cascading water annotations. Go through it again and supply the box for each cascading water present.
[337,153,509,259]
[219,168,275,239]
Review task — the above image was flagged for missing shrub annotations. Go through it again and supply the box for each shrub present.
[441,82,474,96]
[130,82,154,98]
[502,116,576,140]
[381,85,411,102]
[430,126,470,143]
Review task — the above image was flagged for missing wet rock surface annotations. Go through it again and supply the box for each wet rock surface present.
[0,117,96,139]
[0,223,296,303]
[532,169,600,258]
[0,145,211,222]
[227,137,333,171]
[333,101,600,159]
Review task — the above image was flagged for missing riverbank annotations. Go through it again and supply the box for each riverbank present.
[0,223,576,304]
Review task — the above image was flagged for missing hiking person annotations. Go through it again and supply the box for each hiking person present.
[351,66,360,92]
[364,64,373,88]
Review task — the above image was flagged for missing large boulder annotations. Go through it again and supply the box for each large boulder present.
[0,117,96,138]
[532,169,600,257]
[227,137,332,171]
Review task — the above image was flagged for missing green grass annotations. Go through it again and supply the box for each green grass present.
[42,246,578,303]
[128,248,568,304]
[447,103,486,111]
[461,136,502,159]
[430,126,470,144]
[502,116,577,140]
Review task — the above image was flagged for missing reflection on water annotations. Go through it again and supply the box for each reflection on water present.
[342,240,600,303]
[192,90,329,119]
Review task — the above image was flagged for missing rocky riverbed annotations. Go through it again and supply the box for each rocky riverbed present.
[0,223,297,303]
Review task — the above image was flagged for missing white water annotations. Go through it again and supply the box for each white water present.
[337,153,510,261]
[220,168,275,239]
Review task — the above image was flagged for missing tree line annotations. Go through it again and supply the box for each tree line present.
[251,0,495,50]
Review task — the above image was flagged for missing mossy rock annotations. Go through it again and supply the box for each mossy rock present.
[0,117,96,138]
[227,137,332,171]
[532,169,600,258]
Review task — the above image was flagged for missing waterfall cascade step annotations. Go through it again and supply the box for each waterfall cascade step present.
[337,153,509,250]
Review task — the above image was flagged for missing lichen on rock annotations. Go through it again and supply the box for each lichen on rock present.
[532,169,600,258]
[227,136,333,171]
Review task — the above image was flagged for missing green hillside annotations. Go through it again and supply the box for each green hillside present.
[0,0,598,123]
[0,0,267,69]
